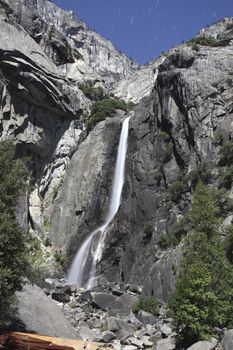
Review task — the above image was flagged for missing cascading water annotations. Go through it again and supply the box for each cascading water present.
[67,116,130,288]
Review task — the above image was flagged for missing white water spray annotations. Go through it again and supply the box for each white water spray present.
[67,117,130,288]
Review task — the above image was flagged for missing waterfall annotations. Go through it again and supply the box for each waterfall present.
[67,116,130,288]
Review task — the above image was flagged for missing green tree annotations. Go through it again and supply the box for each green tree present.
[0,141,33,318]
[169,183,233,346]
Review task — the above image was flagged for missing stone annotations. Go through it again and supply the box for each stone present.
[128,315,142,329]
[92,292,117,311]
[79,290,92,302]
[221,330,233,350]
[62,285,77,295]
[187,337,218,350]
[122,346,137,350]
[14,284,76,338]
[111,288,125,296]
[77,326,100,342]
[154,338,176,350]
[127,337,143,348]
[109,294,139,314]
[160,324,172,337]
[141,336,153,348]
[105,317,135,341]
[127,285,142,294]
[136,310,158,325]
[74,312,86,321]
[112,340,122,350]
[103,331,117,343]
[51,292,71,303]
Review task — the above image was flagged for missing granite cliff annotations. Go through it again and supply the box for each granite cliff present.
[0,0,233,314]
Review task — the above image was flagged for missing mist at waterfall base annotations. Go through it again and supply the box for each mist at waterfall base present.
[67,117,130,288]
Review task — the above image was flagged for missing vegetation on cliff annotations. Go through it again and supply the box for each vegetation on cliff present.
[0,142,38,319]
[79,83,135,131]
[168,183,233,346]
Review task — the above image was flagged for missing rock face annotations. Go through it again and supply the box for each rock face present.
[112,57,164,104]
[96,23,233,299]
[14,284,77,338]
[1,0,233,308]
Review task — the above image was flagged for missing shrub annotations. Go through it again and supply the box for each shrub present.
[188,35,218,47]
[218,142,233,166]
[190,42,200,51]
[87,97,128,131]
[162,142,173,163]
[127,101,137,110]
[188,161,212,189]
[54,250,69,269]
[44,236,52,247]
[223,224,233,264]
[44,218,51,233]
[167,177,189,203]
[133,296,159,316]
[79,84,106,101]
[219,166,233,189]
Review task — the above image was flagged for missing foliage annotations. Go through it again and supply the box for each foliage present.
[187,183,220,237]
[87,97,128,131]
[0,141,33,317]
[218,142,233,167]
[223,224,233,264]
[162,142,173,163]
[160,217,190,248]
[188,161,212,190]
[79,84,106,101]
[133,296,159,316]
[142,222,154,244]
[44,236,52,247]
[188,35,218,48]
[168,183,233,346]
[212,188,233,218]
[190,42,200,51]
[127,101,137,110]
[167,177,189,203]
[219,166,233,189]
[54,250,69,270]
[157,131,173,164]
[44,218,51,233]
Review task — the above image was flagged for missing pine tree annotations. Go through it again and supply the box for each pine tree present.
[169,183,233,346]
[0,141,32,319]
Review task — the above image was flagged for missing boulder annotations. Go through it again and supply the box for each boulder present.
[79,290,92,302]
[136,310,158,325]
[102,331,117,343]
[14,284,76,338]
[160,324,172,337]
[154,338,176,350]
[127,285,142,294]
[77,326,101,342]
[187,338,218,350]
[221,330,233,350]
[62,285,77,295]
[109,294,139,314]
[52,292,71,303]
[127,337,143,348]
[105,317,135,341]
[91,292,117,311]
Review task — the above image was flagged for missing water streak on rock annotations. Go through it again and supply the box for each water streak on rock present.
[67,117,130,287]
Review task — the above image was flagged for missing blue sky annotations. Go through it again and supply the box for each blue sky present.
[52,0,233,64]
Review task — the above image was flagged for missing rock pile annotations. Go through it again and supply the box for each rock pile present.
[43,278,176,350]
